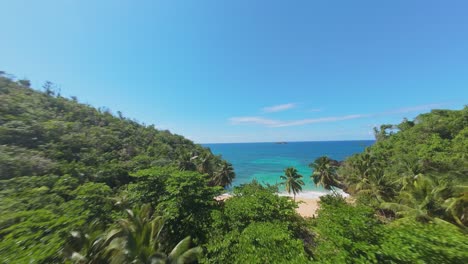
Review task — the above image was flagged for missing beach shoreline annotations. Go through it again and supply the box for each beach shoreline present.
[216,190,348,218]
[278,190,347,217]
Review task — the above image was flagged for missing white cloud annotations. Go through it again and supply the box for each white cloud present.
[229,114,366,127]
[262,103,296,113]
[271,114,368,127]
[229,103,447,128]
[229,117,281,126]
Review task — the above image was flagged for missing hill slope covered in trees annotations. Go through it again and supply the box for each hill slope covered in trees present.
[0,74,227,186]
[338,107,468,227]
[0,74,234,263]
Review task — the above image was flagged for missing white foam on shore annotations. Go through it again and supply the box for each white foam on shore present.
[215,193,232,201]
[278,189,349,199]
[217,189,349,200]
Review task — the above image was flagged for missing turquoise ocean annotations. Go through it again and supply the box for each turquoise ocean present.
[204,140,374,193]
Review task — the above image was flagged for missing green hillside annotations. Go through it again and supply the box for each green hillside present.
[0,74,226,185]
[0,74,233,263]
[344,107,467,185]
[338,107,468,226]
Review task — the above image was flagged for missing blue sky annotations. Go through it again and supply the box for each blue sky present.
[1,0,467,143]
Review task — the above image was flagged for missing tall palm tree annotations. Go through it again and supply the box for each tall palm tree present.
[280,167,305,201]
[211,160,236,188]
[309,156,340,193]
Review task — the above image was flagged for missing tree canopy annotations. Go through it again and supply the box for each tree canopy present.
[0,74,231,262]
[339,107,468,228]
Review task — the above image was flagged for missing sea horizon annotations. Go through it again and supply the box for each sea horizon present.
[204,140,374,192]
[201,139,375,145]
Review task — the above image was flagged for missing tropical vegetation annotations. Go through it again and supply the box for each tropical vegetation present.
[280,167,305,201]
[0,72,467,263]
[309,156,341,193]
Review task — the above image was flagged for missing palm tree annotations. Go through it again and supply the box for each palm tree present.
[65,228,120,264]
[211,160,236,188]
[353,152,380,179]
[108,204,202,264]
[342,152,391,196]
[177,152,197,171]
[280,167,305,201]
[355,168,396,201]
[195,153,212,175]
[381,175,451,224]
[166,237,203,264]
[309,156,340,193]
[443,190,468,228]
[106,204,162,263]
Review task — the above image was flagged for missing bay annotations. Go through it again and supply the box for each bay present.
[204,140,374,192]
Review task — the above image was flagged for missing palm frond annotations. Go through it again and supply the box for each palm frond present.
[169,236,192,260]
[174,247,203,264]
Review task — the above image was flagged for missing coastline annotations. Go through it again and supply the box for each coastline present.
[277,189,349,199]
[216,190,349,218]
[295,197,320,218]
[279,190,348,217]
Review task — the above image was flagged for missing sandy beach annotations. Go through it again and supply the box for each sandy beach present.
[278,191,331,218]
[216,190,345,218]
[295,197,320,217]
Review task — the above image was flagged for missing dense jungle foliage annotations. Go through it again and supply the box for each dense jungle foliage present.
[0,73,467,263]
[338,106,468,227]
